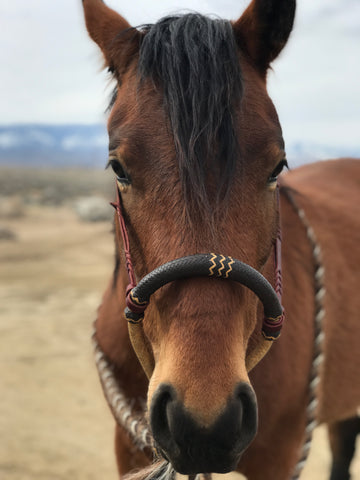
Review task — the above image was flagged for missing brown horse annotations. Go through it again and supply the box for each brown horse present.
[82,1,360,479]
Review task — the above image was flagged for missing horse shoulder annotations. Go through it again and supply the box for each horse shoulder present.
[283,158,360,422]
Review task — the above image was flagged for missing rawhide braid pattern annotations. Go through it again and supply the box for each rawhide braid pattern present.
[282,189,326,480]
[125,253,284,340]
[92,330,153,451]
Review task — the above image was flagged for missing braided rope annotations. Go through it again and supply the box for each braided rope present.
[283,190,326,480]
[92,331,154,451]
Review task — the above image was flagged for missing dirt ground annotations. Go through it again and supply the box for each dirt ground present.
[0,202,359,480]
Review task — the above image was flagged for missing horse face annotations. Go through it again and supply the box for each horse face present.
[83,0,295,474]
[113,71,282,474]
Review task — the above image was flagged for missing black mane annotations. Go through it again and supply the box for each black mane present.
[138,14,243,213]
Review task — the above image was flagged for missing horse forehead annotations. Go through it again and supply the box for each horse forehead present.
[108,74,165,129]
[108,81,280,147]
[107,55,283,173]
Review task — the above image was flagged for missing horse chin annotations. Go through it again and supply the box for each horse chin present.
[154,425,250,475]
[164,450,244,476]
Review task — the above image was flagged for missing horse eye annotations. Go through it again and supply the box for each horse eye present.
[107,158,131,185]
[268,159,288,183]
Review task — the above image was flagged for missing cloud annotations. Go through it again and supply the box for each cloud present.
[267,0,360,149]
[0,0,359,154]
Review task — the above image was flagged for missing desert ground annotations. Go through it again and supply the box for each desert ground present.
[0,166,359,480]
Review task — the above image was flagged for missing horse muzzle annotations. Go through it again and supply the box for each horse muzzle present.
[150,381,258,474]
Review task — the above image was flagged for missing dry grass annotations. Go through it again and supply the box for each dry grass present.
[0,165,113,204]
[0,202,118,480]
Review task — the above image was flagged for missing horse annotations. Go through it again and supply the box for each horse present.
[82,1,360,479]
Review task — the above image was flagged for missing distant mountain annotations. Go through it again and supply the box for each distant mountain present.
[287,141,360,167]
[0,124,358,168]
[0,124,108,168]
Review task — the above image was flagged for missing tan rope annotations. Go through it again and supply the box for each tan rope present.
[128,321,155,380]
[246,337,272,372]
[92,330,154,450]
[282,189,326,480]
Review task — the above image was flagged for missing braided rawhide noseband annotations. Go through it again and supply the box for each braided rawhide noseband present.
[126,253,284,339]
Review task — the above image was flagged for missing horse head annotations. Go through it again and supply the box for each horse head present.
[83,0,295,474]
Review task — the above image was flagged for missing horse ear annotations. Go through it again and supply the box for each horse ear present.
[233,0,296,76]
[82,0,141,75]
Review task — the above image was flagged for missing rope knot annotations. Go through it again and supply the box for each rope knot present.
[262,311,285,340]
[126,289,149,315]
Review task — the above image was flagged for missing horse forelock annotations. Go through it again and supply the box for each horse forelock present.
[136,13,243,216]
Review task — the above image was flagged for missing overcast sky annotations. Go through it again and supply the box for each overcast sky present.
[0,0,359,151]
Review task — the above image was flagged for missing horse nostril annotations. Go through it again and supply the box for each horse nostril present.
[234,382,258,448]
[150,383,178,456]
